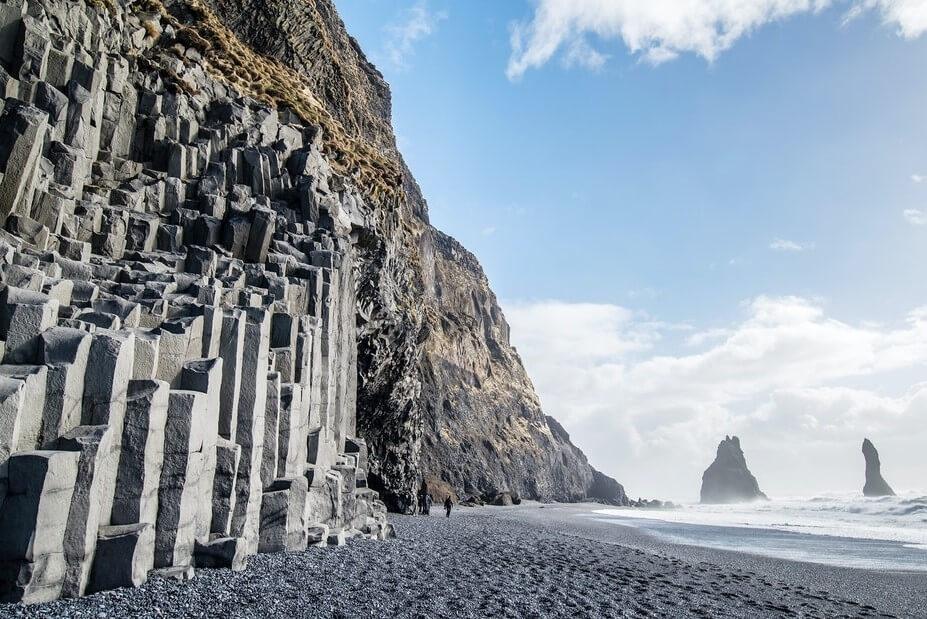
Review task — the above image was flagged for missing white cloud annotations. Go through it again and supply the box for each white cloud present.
[904,208,927,225]
[770,238,814,252]
[507,0,927,79]
[384,1,447,70]
[685,327,733,347]
[851,0,927,38]
[562,38,609,71]
[505,295,927,499]
[505,300,660,364]
[913,174,926,183]
[481,225,497,236]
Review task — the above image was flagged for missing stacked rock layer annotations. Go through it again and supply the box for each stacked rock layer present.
[0,0,391,603]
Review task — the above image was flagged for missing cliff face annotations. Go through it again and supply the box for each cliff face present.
[0,0,628,598]
[194,0,627,511]
[0,13,623,594]
[418,231,622,503]
[0,0,398,602]
[195,0,427,510]
[700,436,767,504]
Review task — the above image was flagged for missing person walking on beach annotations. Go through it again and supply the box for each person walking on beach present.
[417,486,432,515]
[444,496,453,518]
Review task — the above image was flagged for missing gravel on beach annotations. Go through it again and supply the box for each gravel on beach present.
[0,505,916,618]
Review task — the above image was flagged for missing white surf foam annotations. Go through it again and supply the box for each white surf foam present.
[595,493,927,546]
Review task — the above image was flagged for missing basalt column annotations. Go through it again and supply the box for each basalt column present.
[0,0,390,603]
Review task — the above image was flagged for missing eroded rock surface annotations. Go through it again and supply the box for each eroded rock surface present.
[700,436,767,504]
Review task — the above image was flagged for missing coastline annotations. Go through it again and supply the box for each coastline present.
[1,503,922,618]
[495,503,927,617]
[591,506,927,571]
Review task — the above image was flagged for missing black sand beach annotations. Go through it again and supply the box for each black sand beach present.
[2,503,923,618]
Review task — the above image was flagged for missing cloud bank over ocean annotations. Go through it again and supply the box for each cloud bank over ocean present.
[506,296,927,499]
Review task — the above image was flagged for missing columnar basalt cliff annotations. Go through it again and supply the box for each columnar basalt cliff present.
[700,436,767,504]
[0,0,625,602]
[0,0,395,602]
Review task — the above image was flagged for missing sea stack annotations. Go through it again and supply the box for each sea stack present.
[862,439,895,497]
[700,436,768,504]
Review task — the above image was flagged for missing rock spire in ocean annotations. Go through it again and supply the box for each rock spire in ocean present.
[862,438,895,497]
[700,436,768,504]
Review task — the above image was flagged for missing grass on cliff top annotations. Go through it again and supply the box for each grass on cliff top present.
[135,0,403,204]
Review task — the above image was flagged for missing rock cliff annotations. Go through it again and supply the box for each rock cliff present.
[184,0,627,510]
[0,0,394,602]
[0,0,626,601]
[862,438,895,497]
[417,231,626,505]
[700,436,767,504]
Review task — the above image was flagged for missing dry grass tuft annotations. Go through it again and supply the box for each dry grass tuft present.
[142,18,162,41]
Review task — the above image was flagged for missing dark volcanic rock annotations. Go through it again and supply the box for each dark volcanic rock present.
[489,492,516,507]
[195,1,630,510]
[700,436,767,504]
[0,0,402,602]
[588,468,630,506]
[861,438,895,497]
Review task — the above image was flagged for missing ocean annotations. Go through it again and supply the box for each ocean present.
[593,493,927,571]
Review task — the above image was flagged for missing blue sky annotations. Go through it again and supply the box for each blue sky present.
[336,0,927,499]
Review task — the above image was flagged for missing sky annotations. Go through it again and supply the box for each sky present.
[335,0,927,501]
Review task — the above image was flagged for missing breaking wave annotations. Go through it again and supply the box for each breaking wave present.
[596,493,927,546]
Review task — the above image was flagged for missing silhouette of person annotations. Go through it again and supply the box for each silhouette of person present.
[418,482,431,515]
[444,496,452,518]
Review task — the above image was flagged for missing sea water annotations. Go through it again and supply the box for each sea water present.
[593,493,927,571]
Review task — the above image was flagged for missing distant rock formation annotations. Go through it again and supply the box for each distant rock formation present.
[862,439,895,497]
[700,436,768,504]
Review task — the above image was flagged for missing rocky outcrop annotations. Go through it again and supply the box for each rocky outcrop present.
[700,436,767,504]
[0,0,392,603]
[588,468,630,506]
[862,438,895,497]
